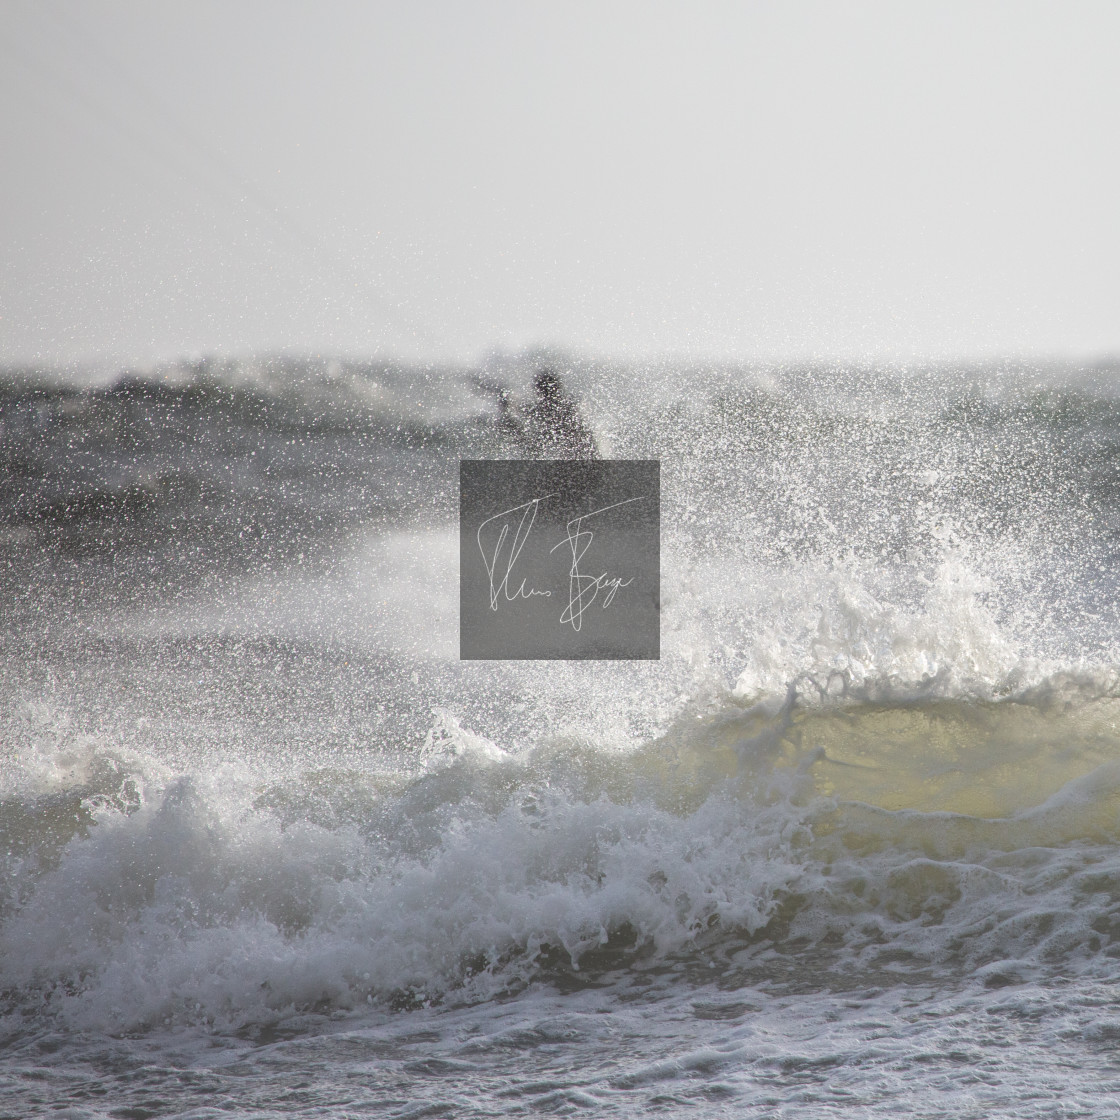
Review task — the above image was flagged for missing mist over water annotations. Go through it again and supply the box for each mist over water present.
[3,353,1120,1116]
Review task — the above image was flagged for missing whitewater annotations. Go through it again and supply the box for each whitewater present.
[2,354,1120,1117]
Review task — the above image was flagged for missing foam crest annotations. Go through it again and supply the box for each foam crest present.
[4,677,1120,1035]
[724,548,1050,707]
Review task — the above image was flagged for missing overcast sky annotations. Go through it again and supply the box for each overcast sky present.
[1,0,1117,367]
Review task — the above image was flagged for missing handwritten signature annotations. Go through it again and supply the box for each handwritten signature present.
[476,494,640,630]
[477,494,558,609]
[550,498,639,630]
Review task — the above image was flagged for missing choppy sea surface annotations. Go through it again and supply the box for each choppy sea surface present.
[3,353,1120,1117]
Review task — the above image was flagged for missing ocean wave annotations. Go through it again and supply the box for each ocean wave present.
[3,670,1120,1036]
[3,354,1120,1048]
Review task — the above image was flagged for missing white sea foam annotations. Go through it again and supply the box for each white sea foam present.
[4,359,1120,1114]
[4,654,1120,1039]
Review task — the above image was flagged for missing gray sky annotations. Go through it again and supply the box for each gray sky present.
[1,0,1117,367]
